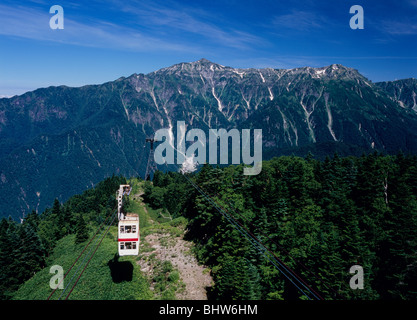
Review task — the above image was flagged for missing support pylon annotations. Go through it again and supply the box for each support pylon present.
[144,138,158,181]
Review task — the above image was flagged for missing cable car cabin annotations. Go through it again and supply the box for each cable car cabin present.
[118,213,139,256]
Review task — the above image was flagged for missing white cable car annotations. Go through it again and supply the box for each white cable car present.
[118,213,139,256]
[116,184,139,256]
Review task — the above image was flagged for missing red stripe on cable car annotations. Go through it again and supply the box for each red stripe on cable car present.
[118,238,139,242]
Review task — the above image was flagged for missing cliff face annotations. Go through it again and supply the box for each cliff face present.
[1,59,417,219]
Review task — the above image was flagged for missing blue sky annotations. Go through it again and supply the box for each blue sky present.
[0,0,416,96]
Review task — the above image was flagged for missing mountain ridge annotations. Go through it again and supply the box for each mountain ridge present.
[1,59,417,219]
[2,59,412,99]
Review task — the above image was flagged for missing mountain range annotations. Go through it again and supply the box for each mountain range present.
[1,58,417,219]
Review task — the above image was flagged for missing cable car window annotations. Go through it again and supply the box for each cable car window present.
[125,226,132,233]
[125,242,132,249]
[120,225,125,233]
[132,225,136,233]
[120,243,124,250]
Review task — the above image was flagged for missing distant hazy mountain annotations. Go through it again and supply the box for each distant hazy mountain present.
[1,59,417,219]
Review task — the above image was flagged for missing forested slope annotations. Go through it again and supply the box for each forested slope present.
[0,175,130,299]
[2,153,417,300]
[1,176,199,300]
[144,153,417,300]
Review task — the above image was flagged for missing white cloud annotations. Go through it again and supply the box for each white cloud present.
[0,4,195,53]
[0,1,265,53]
[113,0,266,49]
[271,10,326,31]
[382,21,417,35]
[408,0,417,7]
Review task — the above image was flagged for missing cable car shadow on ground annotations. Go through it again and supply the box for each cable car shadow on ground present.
[108,253,134,283]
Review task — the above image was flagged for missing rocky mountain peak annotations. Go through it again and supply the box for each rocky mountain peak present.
[2,59,417,219]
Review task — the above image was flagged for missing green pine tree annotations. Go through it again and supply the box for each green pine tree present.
[75,215,89,244]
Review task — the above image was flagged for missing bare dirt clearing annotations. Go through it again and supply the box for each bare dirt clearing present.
[137,232,213,300]
[132,183,213,300]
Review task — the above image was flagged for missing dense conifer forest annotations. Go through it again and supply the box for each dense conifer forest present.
[1,153,417,300]
[0,175,127,299]
[144,152,417,300]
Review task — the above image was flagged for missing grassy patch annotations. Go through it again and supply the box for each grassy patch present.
[13,178,192,301]
[13,226,153,300]
[151,260,182,300]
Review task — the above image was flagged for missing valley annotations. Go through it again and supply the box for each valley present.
[10,178,212,300]
[1,59,417,219]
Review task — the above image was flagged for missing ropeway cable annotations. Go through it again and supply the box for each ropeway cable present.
[48,189,129,300]
[146,142,324,299]
[176,166,323,300]
[63,210,118,300]
[63,188,130,300]
[56,209,118,300]
[47,203,118,300]
[217,193,346,299]
[205,189,325,300]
